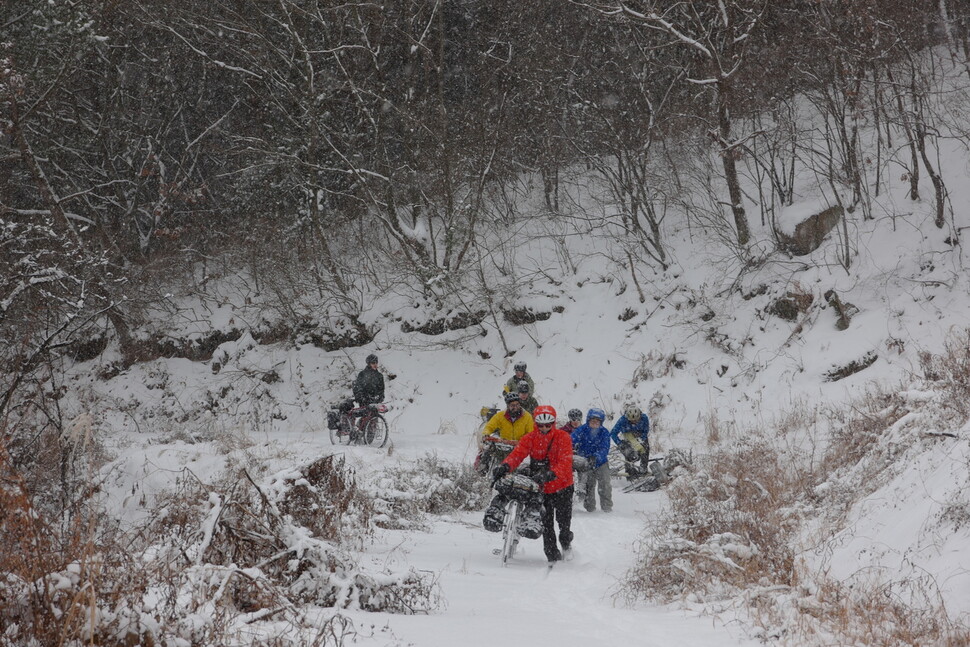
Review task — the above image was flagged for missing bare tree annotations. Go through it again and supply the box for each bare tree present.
[605,0,772,247]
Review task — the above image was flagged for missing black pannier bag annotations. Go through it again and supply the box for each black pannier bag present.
[327,410,339,430]
[495,473,542,499]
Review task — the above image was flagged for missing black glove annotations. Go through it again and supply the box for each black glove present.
[491,463,510,483]
[540,469,557,484]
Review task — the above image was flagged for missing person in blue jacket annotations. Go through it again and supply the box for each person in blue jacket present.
[610,404,650,479]
[571,408,613,512]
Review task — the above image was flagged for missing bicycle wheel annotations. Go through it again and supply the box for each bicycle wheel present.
[362,414,389,448]
[501,500,520,565]
[330,414,354,446]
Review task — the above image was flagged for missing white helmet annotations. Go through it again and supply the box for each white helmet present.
[533,405,556,425]
[624,405,642,423]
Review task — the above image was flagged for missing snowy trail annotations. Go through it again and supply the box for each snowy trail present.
[321,427,759,647]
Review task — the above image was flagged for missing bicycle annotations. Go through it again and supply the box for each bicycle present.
[474,434,516,476]
[328,402,391,448]
[490,472,543,566]
[621,448,692,493]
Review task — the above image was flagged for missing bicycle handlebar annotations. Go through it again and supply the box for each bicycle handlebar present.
[344,403,390,415]
[482,435,516,447]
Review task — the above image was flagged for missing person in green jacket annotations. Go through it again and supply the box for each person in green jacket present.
[504,361,535,396]
[515,380,539,415]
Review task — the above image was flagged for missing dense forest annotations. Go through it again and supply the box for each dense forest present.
[1,0,966,428]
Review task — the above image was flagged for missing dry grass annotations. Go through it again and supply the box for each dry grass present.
[623,437,804,602]
[818,387,907,477]
[623,331,970,645]
[920,329,970,421]
[751,575,970,647]
[702,407,728,445]
[807,578,970,647]
[0,445,439,647]
[0,441,143,647]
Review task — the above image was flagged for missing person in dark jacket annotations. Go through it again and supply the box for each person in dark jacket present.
[352,354,385,406]
[558,408,583,435]
[490,405,575,562]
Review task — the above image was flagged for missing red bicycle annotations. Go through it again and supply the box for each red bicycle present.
[328,402,391,448]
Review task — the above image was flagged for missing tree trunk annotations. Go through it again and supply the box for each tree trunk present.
[885,65,920,200]
[717,84,750,246]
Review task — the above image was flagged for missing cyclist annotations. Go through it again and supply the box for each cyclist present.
[560,408,587,497]
[610,405,651,479]
[353,354,385,406]
[559,408,583,434]
[490,405,574,562]
[504,361,535,397]
[349,354,385,441]
[516,380,538,414]
[476,391,535,475]
[571,408,613,513]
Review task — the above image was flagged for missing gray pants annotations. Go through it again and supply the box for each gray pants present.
[582,462,613,512]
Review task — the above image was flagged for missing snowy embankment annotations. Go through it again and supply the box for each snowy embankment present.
[804,385,970,624]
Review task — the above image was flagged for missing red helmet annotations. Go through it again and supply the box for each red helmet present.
[533,405,557,425]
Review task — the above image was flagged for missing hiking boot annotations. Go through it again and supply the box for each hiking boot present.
[560,530,573,552]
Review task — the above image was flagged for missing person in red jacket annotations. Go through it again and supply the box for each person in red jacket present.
[492,405,575,562]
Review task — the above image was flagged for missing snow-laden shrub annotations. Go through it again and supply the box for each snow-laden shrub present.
[920,329,970,422]
[623,437,802,602]
[275,454,375,545]
[0,451,439,647]
[145,457,436,611]
[367,453,491,528]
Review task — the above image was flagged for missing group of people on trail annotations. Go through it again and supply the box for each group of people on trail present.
[503,361,538,413]
[481,361,651,563]
[341,354,652,565]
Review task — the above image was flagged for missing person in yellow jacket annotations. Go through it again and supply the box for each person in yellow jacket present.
[475,392,535,475]
[483,391,535,442]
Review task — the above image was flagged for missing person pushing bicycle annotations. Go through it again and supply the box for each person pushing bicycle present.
[353,353,385,406]
[347,354,385,441]
[489,405,575,563]
[476,391,534,475]
[610,404,650,479]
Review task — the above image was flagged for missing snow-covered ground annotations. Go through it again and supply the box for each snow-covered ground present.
[347,493,758,647]
[96,417,764,647]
